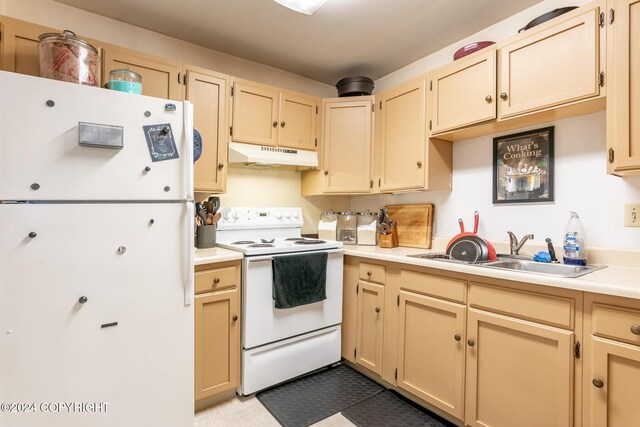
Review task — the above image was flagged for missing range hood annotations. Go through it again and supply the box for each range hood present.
[228,142,318,168]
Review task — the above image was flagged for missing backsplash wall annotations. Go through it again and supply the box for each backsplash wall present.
[214,167,350,235]
[351,111,640,249]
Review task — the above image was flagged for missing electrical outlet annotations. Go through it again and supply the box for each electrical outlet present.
[624,204,640,227]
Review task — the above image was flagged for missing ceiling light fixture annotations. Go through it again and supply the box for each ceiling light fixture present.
[273,0,328,15]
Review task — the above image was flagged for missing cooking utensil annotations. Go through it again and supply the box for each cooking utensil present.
[384,204,434,248]
[335,76,374,97]
[518,7,578,33]
[446,211,496,261]
[453,41,495,60]
[208,196,220,214]
[546,238,558,262]
[210,212,221,225]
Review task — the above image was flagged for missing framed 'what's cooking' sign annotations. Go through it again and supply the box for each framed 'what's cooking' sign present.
[492,126,554,204]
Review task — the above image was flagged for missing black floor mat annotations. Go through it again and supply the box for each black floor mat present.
[341,390,457,427]
[256,364,384,427]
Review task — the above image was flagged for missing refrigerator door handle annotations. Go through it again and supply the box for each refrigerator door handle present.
[185,200,195,306]
[183,101,194,200]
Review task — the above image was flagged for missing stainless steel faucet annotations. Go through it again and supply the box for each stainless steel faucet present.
[507,232,534,255]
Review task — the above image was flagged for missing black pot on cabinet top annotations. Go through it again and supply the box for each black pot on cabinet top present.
[335,76,374,97]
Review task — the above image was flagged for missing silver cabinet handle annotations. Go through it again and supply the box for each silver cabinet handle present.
[500,92,508,100]
[485,95,492,103]
[631,325,640,335]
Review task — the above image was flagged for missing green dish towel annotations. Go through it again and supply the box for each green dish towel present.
[272,252,328,309]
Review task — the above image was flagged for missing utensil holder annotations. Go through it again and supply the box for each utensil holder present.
[378,226,399,248]
[196,225,216,249]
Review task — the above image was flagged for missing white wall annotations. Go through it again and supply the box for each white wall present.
[215,167,350,235]
[352,0,640,250]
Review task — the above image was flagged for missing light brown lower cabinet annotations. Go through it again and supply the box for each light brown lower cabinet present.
[584,293,640,426]
[355,280,385,375]
[397,290,465,420]
[343,257,587,427]
[194,261,240,402]
[464,308,575,427]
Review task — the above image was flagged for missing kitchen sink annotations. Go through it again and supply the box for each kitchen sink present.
[482,258,605,278]
[407,253,605,278]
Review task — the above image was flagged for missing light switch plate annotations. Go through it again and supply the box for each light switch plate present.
[624,204,640,227]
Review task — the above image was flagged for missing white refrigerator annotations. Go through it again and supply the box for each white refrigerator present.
[0,71,195,427]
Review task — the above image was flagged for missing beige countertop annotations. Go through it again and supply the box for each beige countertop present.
[195,247,243,265]
[343,245,640,300]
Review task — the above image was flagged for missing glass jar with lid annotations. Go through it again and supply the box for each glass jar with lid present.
[108,69,143,94]
[356,211,378,246]
[337,211,357,245]
[318,210,338,241]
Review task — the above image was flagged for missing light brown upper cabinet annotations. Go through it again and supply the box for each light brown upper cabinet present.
[378,78,427,191]
[321,97,373,193]
[498,3,602,120]
[185,66,228,193]
[378,78,453,193]
[0,16,56,76]
[430,48,497,134]
[102,45,182,100]
[606,0,640,176]
[230,78,318,150]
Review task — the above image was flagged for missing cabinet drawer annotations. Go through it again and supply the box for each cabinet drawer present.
[469,282,575,329]
[359,263,386,284]
[592,304,640,346]
[400,270,466,303]
[195,263,239,295]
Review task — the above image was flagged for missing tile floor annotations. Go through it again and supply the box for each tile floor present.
[195,394,356,427]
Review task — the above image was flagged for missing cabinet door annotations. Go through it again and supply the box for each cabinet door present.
[185,67,228,193]
[355,280,384,375]
[323,99,373,193]
[465,308,575,427]
[430,49,496,134]
[589,337,640,427]
[102,47,181,100]
[279,91,317,151]
[397,290,465,419]
[607,0,640,174]
[231,81,279,147]
[0,17,56,76]
[379,79,427,192]
[195,287,240,401]
[342,260,359,362]
[498,6,600,119]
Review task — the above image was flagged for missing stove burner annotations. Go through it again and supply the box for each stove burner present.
[261,239,275,244]
[248,243,275,248]
[284,238,305,241]
[294,239,326,245]
[232,240,255,245]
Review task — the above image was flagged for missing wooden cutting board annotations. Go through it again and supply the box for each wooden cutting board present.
[385,204,434,248]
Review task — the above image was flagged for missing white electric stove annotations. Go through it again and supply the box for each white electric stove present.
[216,207,342,255]
[216,207,344,395]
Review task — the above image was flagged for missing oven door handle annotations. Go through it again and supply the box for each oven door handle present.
[247,248,344,263]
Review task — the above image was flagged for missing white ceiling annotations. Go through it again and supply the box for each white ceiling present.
[54,0,543,85]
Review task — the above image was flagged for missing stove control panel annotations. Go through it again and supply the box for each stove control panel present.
[217,207,304,229]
